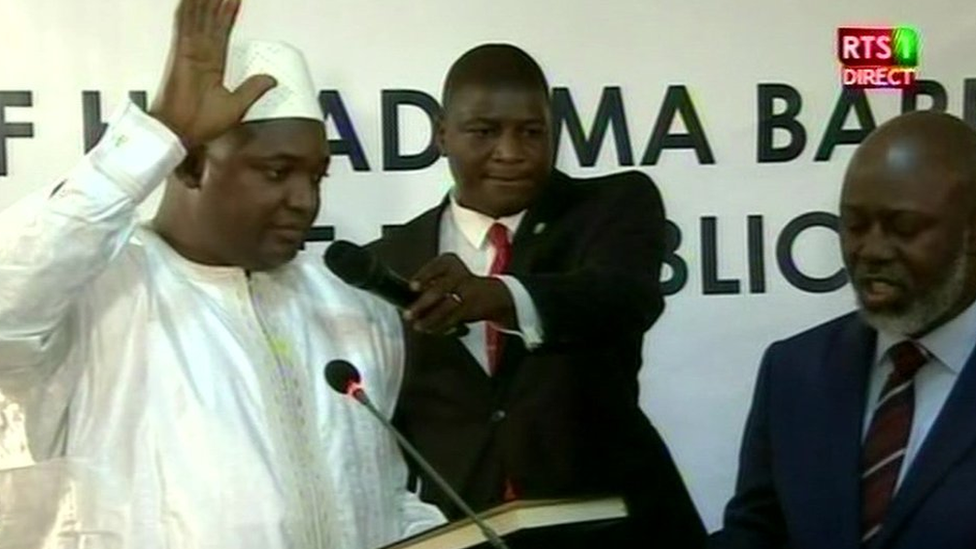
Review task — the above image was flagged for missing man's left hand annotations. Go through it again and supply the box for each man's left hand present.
[405,254,516,335]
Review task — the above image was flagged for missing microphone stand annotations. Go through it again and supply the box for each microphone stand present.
[350,388,511,549]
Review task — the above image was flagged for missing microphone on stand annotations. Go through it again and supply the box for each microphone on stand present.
[324,359,510,549]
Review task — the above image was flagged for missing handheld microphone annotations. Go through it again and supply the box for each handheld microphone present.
[324,240,417,309]
[324,241,468,336]
[324,360,510,549]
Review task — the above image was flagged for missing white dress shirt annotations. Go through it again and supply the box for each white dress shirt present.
[0,101,444,549]
[864,297,976,489]
[439,197,544,374]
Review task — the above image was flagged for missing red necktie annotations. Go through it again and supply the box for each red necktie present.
[486,223,511,375]
[487,223,518,501]
[860,340,927,545]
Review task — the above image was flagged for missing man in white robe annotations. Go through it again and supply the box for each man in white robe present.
[0,1,445,547]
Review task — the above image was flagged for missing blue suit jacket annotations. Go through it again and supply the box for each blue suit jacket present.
[712,312,976,549]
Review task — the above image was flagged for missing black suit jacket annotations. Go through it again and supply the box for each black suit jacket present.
[711,312,976,549]
[369,170,705,548]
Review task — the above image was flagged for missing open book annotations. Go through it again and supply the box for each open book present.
[383,496,627,549]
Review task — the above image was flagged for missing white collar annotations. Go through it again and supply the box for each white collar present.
[447,195,525,250]
[875,296,976,375]
[138,225,251,283]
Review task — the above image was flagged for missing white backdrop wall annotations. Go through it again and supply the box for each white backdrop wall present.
[1,0,975,532]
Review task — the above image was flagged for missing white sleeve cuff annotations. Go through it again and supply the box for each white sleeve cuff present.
[87,101,187,205]
[494,275,544,349]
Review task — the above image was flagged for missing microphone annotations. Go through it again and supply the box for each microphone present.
[324,360,510,549]
[324,240,468,336]
[324,240,416,309]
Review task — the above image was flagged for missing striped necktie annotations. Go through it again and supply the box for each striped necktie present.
[860,340,928,545]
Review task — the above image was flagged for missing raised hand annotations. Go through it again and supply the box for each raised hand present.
[150,0,276,148]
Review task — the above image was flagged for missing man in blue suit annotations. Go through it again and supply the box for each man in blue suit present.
[711,110,976,549]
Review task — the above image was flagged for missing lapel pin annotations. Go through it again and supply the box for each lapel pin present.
[533,222,546,235]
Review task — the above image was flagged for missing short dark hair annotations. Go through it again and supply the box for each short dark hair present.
[441,43,550,112]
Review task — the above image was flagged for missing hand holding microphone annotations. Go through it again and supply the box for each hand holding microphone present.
[324,241,515,337]
[402,253,517,336]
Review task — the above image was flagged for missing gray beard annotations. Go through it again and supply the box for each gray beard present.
[857,250,969,337]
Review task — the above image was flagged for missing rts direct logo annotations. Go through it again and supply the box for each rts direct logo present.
[838,26,920,89]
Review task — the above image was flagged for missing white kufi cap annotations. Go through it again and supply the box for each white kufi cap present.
[225,40,324,124]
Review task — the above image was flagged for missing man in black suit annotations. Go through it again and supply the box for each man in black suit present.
[369,44,705,548]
